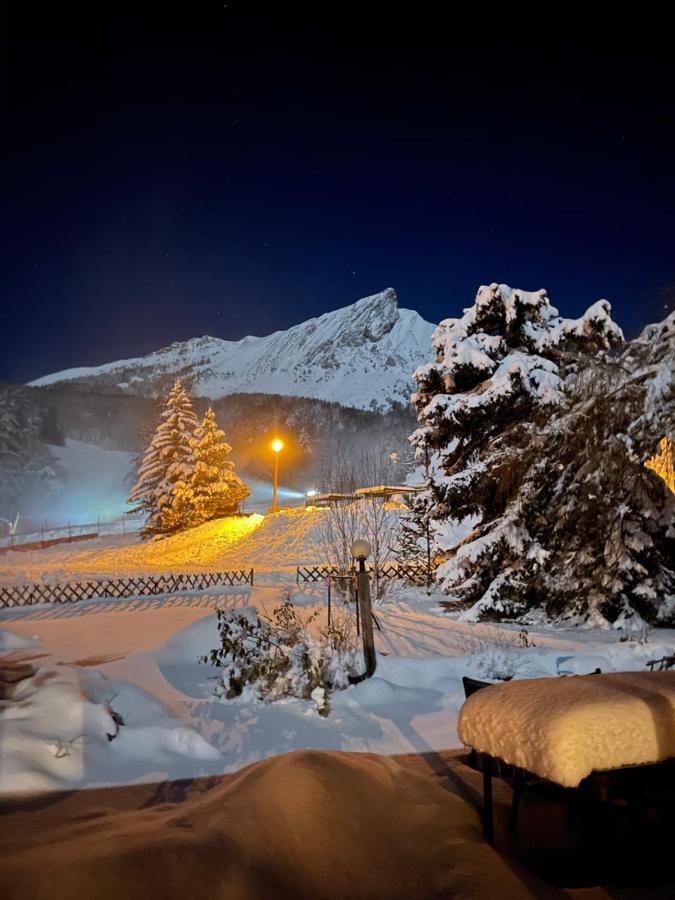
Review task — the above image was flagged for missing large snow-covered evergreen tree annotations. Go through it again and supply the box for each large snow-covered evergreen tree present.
[535,312,674,624]
[185,407,250,523]
[411,282,629,623]
[128,380,199,537]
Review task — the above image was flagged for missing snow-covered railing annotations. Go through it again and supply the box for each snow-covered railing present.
[0,516,145,550]
[0,569,255,608]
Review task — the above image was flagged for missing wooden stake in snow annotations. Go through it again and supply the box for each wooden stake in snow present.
[350,539,376,682]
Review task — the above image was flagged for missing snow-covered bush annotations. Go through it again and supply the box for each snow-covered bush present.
[202,596,357,716]
[317,445,401,598]
[460,626,534,681]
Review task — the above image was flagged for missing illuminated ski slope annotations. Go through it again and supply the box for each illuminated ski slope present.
[0,507,327,581]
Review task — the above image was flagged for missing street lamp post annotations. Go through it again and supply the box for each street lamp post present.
[349,539,377,682]
[271,438,283,513]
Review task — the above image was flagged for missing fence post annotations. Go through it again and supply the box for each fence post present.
[249,568,254,585]
[97,514,100,536]
[122,517,126,537]
[68,521,72,543]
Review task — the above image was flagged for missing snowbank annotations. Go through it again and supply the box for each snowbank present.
[0,749,540,900]
[458,670,675,787]
[0,659,223,795]
[0,628,38,650]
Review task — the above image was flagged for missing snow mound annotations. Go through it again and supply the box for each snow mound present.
[458,671,675,787]
[0,749,540,900]
[0,628,38,650]
[0,660,223,795]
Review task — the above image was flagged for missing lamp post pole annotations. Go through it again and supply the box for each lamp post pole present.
[271,439,283,513]
[349,539,376,682]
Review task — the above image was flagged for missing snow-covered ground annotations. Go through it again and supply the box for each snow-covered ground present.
[2,508,674,796]
[0,507,321,582]
[3,577,674,795]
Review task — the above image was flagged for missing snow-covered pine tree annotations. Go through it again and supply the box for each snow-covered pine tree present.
[411,282,623,621]
[187,407,250,523]
[127,380,199,537]
[535,312,674,625]
[0,385,55,522]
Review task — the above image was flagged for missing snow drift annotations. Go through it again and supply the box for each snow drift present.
[0,749,542,900]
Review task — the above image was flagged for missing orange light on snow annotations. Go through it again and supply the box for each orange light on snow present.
[271,438,284,453]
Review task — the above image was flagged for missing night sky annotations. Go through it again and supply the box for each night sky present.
[2,5,674,383]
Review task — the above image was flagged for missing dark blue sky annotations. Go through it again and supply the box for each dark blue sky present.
[2,4,674,383]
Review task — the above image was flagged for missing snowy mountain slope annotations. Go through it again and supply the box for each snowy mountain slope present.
[31,289,435,411]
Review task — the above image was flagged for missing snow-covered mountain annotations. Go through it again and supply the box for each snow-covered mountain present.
[31,289,435,411]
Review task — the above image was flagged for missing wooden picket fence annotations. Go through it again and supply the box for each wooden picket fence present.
[296,565,341,583]
[296,561,432,585]
[0,569,254,609]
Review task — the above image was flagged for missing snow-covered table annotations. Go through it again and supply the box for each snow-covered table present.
[458,671,675,841]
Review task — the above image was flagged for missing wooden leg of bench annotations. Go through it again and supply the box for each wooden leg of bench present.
[482,753,494,843]
[509,767,523,834]
[578,776,600,881]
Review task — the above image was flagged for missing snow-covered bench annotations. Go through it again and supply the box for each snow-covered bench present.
[646,654,675,671]
[458,671,675,843]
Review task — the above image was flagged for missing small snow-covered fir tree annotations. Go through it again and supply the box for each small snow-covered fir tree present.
[411,282,624,621]
[128,379,199,537]
[395,444,435,588]
[396,495,434,588]
[186,407,249,522]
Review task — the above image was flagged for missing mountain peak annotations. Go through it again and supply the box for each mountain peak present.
[30,289,436,411]
[339,288,399,343]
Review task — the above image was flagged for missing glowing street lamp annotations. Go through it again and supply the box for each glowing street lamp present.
[271,438,284,512]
